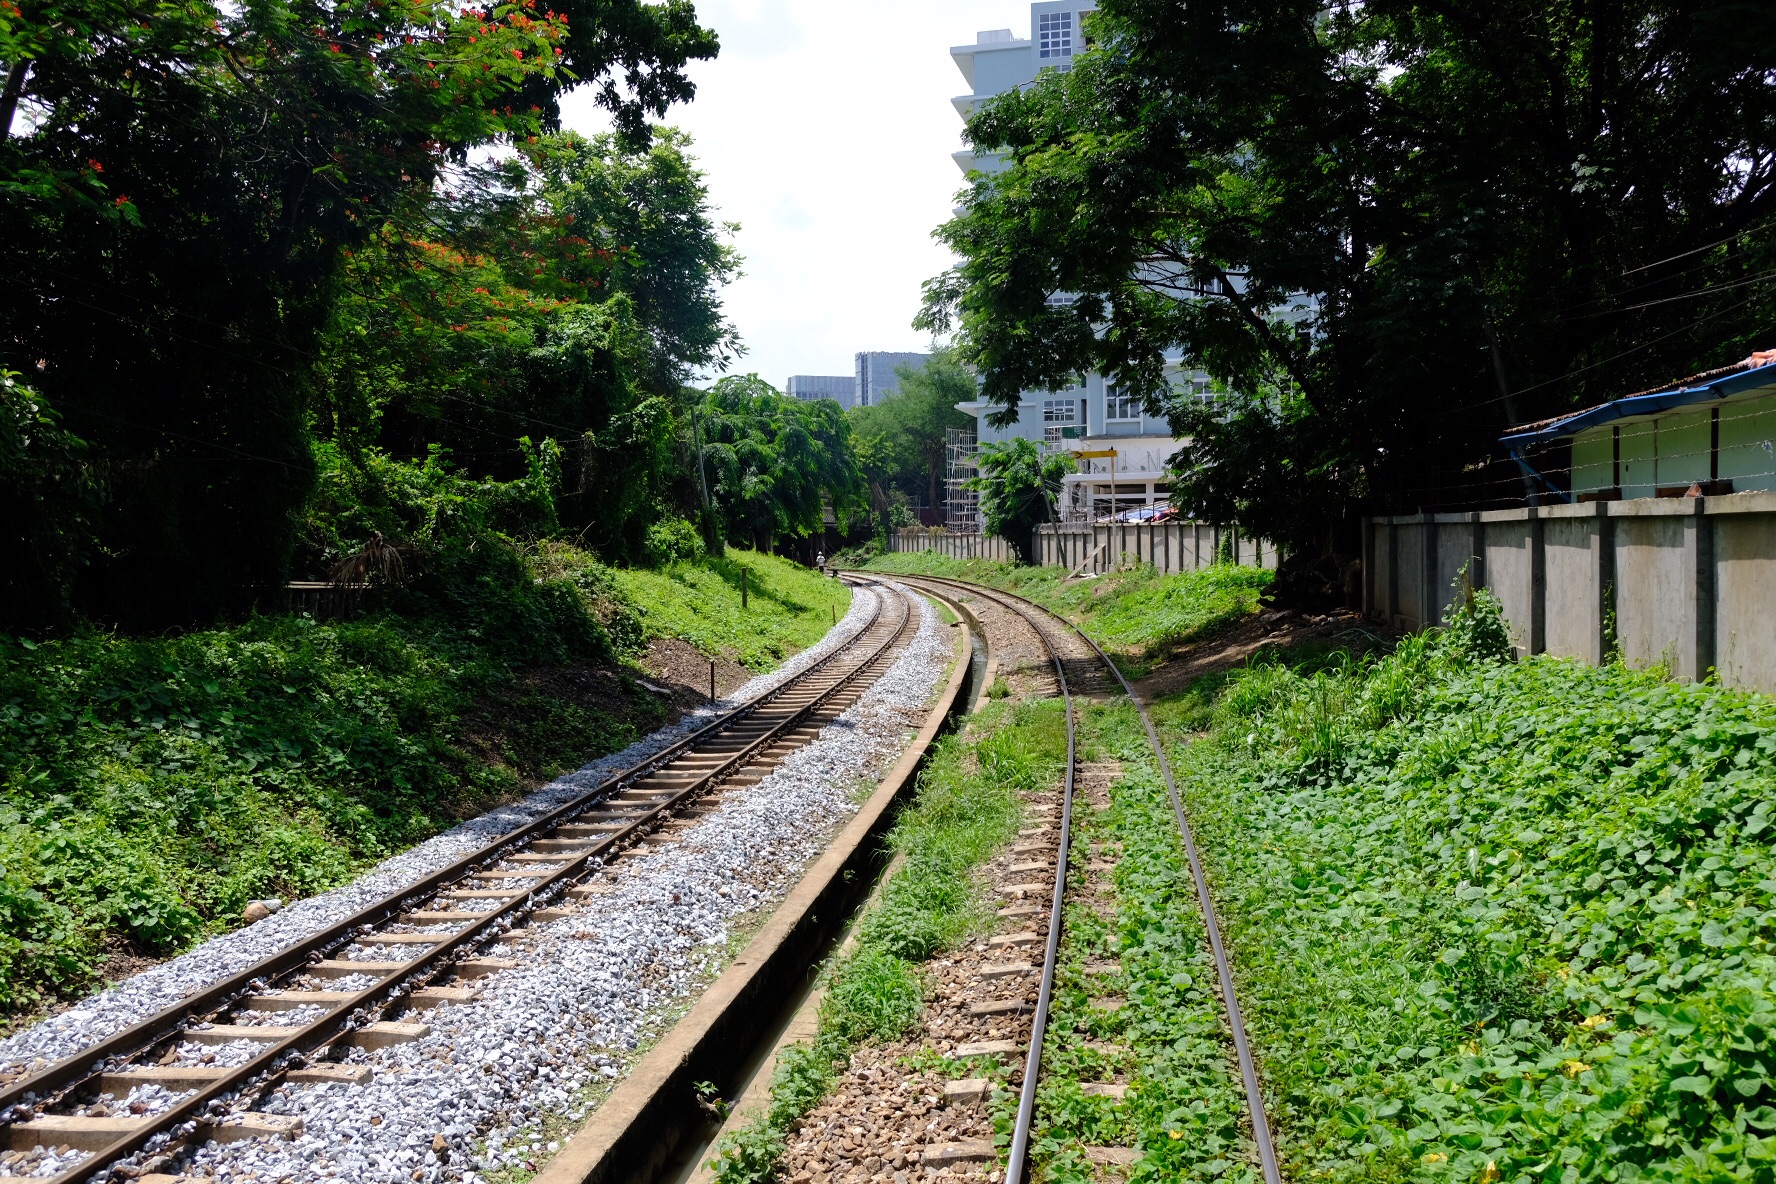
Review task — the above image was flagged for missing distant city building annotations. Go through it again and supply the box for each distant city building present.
[947,4,1184,525]
[854,352,931,408]
[786,375,857,409]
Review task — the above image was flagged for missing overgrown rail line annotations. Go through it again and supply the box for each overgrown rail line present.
[0,578,920,1184]
[895,574,1282,1184]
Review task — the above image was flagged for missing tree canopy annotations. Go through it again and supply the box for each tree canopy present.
[0,0,719,628]
[847,350,975,514]
[694,375,868,552]
[968,437,1072,564]
[920,0,1776,550]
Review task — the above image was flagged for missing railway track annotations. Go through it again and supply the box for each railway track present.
[894,575,1282,1184]
[0,578,923,1184]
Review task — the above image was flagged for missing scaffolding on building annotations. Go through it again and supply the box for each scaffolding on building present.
[944,428,979,531]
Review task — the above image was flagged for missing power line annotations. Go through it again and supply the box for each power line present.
[1619,215,1776,277]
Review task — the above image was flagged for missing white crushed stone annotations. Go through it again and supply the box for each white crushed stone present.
[177,583,950,1184]
[0,586,883,1078]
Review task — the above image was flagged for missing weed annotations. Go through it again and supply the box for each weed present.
[708,700,1064,1184]
[1160,602,1776,1180]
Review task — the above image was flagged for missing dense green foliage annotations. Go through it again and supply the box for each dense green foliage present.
[1032,702,1252,1183]
[0,546,842,1019]
[309,128,741,568]
[967,438,1073,564]
[1161,594,1776,1180]
[1,0,720,627]
[847,350,975,517]
[920,0,1776,546]
[692,376,867,553]
[709,698,1062,1184]
[861,551,1271,675]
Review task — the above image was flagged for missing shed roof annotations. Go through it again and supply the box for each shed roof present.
[1501,348,1776,448]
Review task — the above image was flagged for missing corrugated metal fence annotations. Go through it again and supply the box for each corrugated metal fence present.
[888,522,1277,575]
[888,531,1014,562]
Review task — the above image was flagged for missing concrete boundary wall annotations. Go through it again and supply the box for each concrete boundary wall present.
[1364,491,1776,693]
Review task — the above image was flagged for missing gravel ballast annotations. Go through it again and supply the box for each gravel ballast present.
[3,581,955,1184]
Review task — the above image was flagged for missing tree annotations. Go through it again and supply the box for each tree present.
[847,350,974,512]
[0,0,717,628]
[304,128,737,566]
[693,375,867,551]
[968,437,1072,564]
[0,370,103,627]
[920,0,1776,553]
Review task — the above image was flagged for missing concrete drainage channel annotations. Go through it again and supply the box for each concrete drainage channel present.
[0,581,972,1184]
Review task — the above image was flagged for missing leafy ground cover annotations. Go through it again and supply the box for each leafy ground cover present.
[1155,594,1776,1181]
[709,698,1065,1184]
[859,551,1270,675]
[1032,701,1253,1183]
[0,547,843,1022]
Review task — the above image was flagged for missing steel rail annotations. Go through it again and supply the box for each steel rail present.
[10,578,916,1184]
[892,578,1079,1184]
[895,574,1282,1184]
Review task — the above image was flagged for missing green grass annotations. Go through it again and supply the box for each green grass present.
[0,545,844,1022]
[709,698,1067,1184]
[860,551,1270,675]
[610,549,851,670]
[1155,593,1776,1181]
[1030,700,1255,1183]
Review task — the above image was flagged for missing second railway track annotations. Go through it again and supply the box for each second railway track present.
[893,574,1282,1184]
[0,578,934,1184]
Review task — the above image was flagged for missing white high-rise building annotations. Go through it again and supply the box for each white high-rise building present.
[949,3,1190,525]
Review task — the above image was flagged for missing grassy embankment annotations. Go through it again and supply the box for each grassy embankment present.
[859,550,1270,676]
[709,698,1067,1184]
[1030,699,1255,1184]
[1152,593,1776,1180]
[0,547,846,1022]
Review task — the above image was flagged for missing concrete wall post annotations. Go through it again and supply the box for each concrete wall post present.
[1695,498,1716,679]
[1421,511,1438,628]
[1529,508,1546,655]
[1468,513,1485,592]
[1597,502,1616,664]
[1362,518,1375,616]
[1386,518,1399,624]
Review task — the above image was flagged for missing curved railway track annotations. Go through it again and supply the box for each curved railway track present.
[894,574,1281,1184]
[0,578,924,1184]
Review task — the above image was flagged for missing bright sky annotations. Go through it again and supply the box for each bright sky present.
[558,0,1023,389]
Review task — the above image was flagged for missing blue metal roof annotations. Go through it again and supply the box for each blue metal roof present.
[1500,359,1776,448]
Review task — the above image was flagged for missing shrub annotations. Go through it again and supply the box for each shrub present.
[643,515,707,566]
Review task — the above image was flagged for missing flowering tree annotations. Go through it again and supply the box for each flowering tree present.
[0,0,717,626]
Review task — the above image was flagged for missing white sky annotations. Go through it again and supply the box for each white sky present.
[558,0,1024,389]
